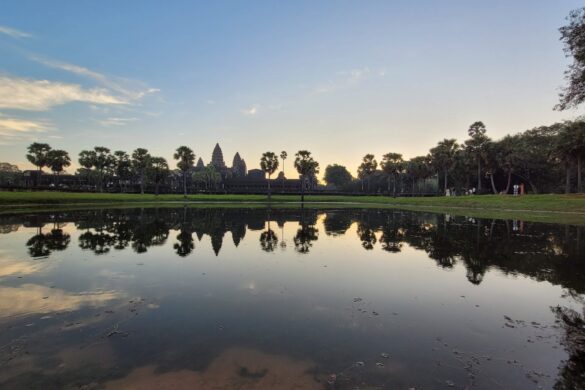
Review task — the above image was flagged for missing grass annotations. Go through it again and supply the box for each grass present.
[1,191,584,224]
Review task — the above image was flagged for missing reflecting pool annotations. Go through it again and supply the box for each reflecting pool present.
[0,207,583,389]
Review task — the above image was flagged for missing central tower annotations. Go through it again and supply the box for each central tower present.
[211,143,226,170]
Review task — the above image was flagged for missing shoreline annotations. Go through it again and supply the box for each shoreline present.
[1,192,585,225]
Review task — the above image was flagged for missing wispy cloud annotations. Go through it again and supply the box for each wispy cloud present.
[0,25,32,39]
[241,104,260,117]
[0,75,128,111]
[0,114,49,144]
[30,56,160,101]
[313,67,385,95]
[97,117,138,127]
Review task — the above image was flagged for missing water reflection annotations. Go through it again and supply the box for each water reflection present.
[1,208,583,291]
[0,207,584,389]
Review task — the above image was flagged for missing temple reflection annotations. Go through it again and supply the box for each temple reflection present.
[2,208,583,292]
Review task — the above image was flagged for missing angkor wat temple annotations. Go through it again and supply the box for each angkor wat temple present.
[195,143,307,193]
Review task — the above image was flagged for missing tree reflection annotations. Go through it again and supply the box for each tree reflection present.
[9,208,585,292]
[27,225,70,258]
[294,210,318,254]
[552,304,585,389]
[357,223,377,250]
[260,221,278,252]
[174,229,194,257]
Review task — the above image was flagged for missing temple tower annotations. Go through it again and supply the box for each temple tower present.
[211,143,226,170]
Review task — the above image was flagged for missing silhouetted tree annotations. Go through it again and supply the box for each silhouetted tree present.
[131,148,151,194]
[294,150,319,203]
[174,146,195,197]
[324,164,352,189]
[464,121,490,192]
[557,7,585,110]
[26,142,52,173]
[430,139,459,193]
[260,151,279,201]
[357,154,377,193]
[47,149,71,185]
[381,152,404,197]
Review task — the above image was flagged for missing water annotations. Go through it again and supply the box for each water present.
[0,207,583,389]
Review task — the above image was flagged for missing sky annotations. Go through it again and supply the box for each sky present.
[0,0,584,178]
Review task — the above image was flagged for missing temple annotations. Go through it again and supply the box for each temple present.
[192,143,309,193]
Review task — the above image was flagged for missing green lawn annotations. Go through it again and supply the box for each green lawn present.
[1,191,584,224]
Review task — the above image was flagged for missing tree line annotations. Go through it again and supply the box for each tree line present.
[21,143,321,196]
[9,118,585,196]
[323,120,585,195]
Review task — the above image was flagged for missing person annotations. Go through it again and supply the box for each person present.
[513,184,519,196]
[520,183,525,196]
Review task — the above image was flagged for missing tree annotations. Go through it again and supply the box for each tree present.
[406,156,432,194]
[357,154,377,193]
[260,151,279,201]
[324,164,352,188]
[78,147,115,192]
[494,136,520,194]
[464,121,490,191]
[430,139,459,193]
[147,157,169,195]
[47,150,71,184]
[113,151,132,192]
[173,146,195,198]
[131,148,151,194]
[203,164,221,191]
[556,7,585,110]
[280,151,287,191]
[26,143,52,173]
[381,153,405,197]
[294,150,319,203]
[558,121,585,193]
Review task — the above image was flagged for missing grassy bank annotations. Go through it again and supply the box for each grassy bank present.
[1,191,584,224]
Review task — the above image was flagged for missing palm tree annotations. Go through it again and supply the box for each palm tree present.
[131,148,151,194]
[294,150,319,203]
[147,157,169,195]
[357,154,377,193]
[173,146,195,198]
[47,150,71,186]
[113,151,132,193]
[430,139,459,193]
[406,156,431,195]
[26,143,52,173]
[260,151,279,201]
[280,151,287,191]
[78,147,114,192]
[465,121,489,191]
[381,153,405,197]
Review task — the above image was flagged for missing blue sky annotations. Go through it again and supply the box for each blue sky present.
[0,0,583,177]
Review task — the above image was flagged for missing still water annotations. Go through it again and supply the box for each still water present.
[0,207,583,389]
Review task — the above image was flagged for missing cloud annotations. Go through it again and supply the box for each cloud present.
[30,56,160,101]
[97,117,138,127]
[0,25,32,39]
[0,284,120,317]
[0,114,47,135]
[0,75,128,111]
[313,67,385,95]
[241,104,260,117]
[0,114,49,144]
[0,254,46,277]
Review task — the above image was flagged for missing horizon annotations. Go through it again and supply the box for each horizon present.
[1,1,584,178]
